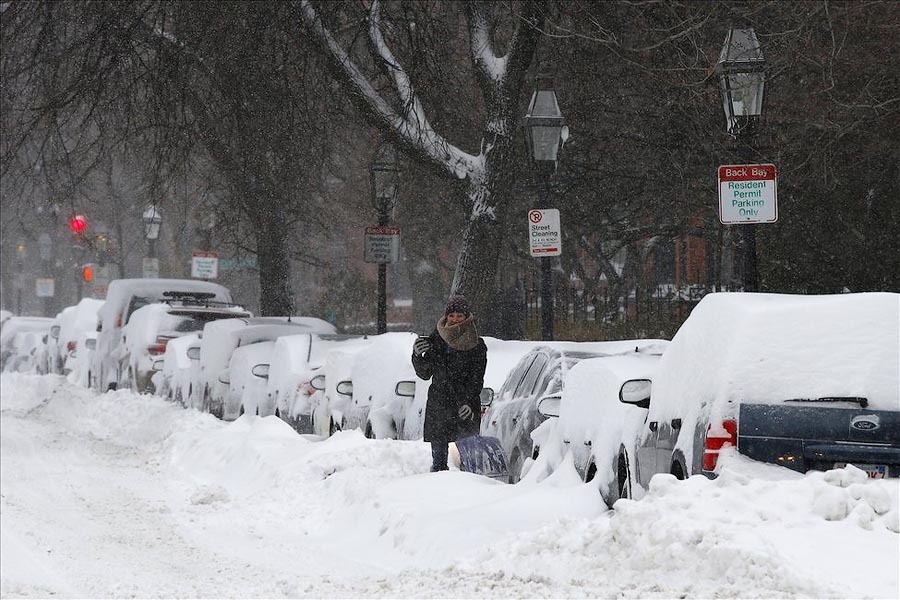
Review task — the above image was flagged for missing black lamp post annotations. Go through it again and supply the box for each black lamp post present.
[716,27,766,292]
[524,77,566,341]
[38,233,53,317]
[371,143,401,334]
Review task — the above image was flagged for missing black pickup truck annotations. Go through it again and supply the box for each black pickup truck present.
[738,397,900,478]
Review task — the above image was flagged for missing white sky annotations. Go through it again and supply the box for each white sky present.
[2,373,897,599]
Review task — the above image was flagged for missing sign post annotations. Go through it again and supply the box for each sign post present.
[718,164,778,224]
[191,251,219,279]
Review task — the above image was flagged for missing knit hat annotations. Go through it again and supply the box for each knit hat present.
[444,295,471,317]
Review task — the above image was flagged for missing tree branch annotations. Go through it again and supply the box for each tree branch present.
[298,0,482,181]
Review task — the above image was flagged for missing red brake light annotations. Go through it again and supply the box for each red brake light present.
[703,418,738,472]
[66,341,77,353]
[147,341,166,356]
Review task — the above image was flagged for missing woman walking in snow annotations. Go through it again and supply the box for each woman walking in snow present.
[411,296,487,472]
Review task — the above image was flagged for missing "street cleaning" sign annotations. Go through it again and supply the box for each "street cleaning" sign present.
[718,164,778,224]
[528,209,561,257]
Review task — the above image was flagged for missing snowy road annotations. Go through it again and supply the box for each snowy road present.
[1,373,898,598]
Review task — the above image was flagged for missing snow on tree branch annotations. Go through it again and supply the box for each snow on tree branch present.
[467,3,508,84]
[298,0,482,182]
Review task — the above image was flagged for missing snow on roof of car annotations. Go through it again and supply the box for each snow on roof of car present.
[199,317,337,384]
[559,353,663,441]
[0,317,54,348]
[58,298,104,348]
[651,292,900,418]
[99,279,233,329]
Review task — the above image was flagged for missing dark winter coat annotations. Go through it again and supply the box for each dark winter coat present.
[412,328,487,443]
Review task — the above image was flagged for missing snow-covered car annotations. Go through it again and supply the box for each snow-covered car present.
[331,332,424,437]
[309,336,379,436]
[69,331,98,388]
[0,316,54,373]
[528,352,664,505]
[155,332,202,405]
[52,298,104,376]
[93,278,235,392]
[619,292,900,492]
[482,339,669,483]
[120,299,250,393]
[226,340,277,418]
[398,337,542,441]
[197,317,337,420]
[266,332,361,431]
[45,309,70,374]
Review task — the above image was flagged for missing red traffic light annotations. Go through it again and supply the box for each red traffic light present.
[82,264,93,282]
[69,214,87,234]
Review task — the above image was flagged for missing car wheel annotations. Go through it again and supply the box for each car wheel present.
[365,422,375,439]
[617,453,633,500]
[239,405,245,416]
[671,459,686,480]
[585,461,597,483]
[508,449,523,484]
[329,418,340,436]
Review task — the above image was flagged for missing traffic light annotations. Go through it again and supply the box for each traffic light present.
[69,214,87,234]
[82,264,94,282]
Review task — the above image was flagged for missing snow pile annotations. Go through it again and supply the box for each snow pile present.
[2,374,898,599]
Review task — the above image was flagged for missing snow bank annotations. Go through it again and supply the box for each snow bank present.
[2,374,897,599]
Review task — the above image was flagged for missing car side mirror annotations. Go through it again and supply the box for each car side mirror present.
[619,379,652,409]
[536,395,561,418]
[251,364,270,379]
[217,369,230,385]
[85,338,97,350]
[480,387,494,408]
[50,325,61,339]
[395,380,416,397]
[336,380,353,396]
[309,373,326,391]
[186,347,201,360]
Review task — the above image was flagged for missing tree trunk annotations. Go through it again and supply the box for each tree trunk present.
[255,208,294,316]
[450,132,518,329]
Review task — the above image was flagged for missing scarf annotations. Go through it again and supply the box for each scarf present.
[436,314,479,351]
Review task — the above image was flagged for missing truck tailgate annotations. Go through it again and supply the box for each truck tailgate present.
[738,403,900,477]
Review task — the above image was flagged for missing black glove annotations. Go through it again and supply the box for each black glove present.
[413,337,431,357]
[458,404,474,420]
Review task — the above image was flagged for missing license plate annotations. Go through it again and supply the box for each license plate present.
[834,462,888,479]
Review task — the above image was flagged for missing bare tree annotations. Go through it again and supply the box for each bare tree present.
[298,0,545,318]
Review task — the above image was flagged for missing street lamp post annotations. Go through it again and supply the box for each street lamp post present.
[38,233,53,317]
[142,205,162,278]
[15,241,26,314]
[716,27,766,292]
[371,143,401,334]
[524,77,566,341]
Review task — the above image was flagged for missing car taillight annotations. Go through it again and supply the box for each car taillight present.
[147,337,170,356]
[703,418,737,472]
[298,382,315,396]
[66,341,77,353]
